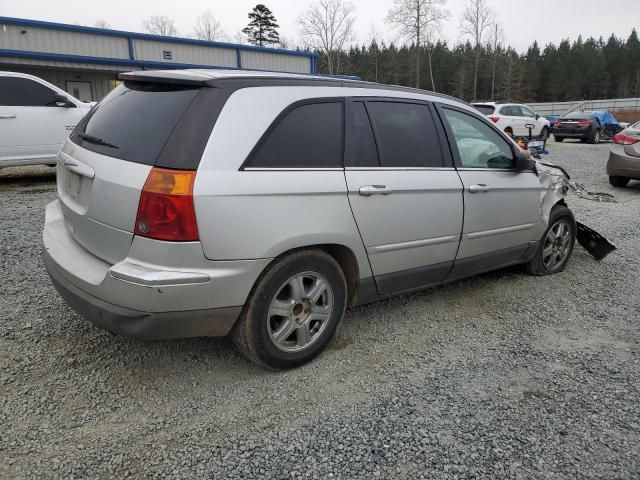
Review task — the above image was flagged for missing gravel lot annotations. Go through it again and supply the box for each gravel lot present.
[1,143,639,479]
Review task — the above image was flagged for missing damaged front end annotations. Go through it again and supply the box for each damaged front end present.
[534,161,616,261]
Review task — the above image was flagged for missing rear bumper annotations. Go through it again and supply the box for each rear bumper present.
[43,200,270,339]
[554,130,591,139]
[607,148,640,178]
[45,252,241,339]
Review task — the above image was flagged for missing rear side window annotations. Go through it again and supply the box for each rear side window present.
[473,104,495,115]
[501,105,523,116]
[0,77,58,106]
[245,101,343,168]
[367,101,443,168]
[71,82,199,166]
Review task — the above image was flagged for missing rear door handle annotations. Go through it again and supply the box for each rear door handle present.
[0,114,16,119]
[359,185,393,196]
[468,184,491,193]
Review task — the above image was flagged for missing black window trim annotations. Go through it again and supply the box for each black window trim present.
[344,96,453,170]
[240,97,346,171]
[433,102,521,171]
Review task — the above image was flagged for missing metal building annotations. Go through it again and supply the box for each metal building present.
[0,16,318,101]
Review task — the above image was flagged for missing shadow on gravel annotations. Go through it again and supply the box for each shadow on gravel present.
[0,166,56,186]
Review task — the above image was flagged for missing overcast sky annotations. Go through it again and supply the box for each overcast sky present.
[2,0,639,52]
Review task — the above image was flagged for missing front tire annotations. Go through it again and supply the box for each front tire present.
[540,127,549,141]
[554,136,564,142]
[526,205,576,276]
[609,175,630,187]
[232,250,347,369]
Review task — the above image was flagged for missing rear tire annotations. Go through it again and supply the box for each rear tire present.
[232,250,347,370]
[590,129,601,144]
[554,136,564,142]
[609,176,630,187]
[526,205,576,276]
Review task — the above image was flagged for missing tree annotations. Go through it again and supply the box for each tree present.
[194,10,225,41]
[489,22,503,100]
[460,0,495,100]
[242,4,280,47]
[297,0,356,75]
[143,15,178,36]
[386,0,449,90]
[94,20,111,29]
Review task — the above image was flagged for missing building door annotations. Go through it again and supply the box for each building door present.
[66,81,93,102]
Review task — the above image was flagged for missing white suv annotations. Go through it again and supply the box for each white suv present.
[0,72,93,168]
[472,101,550,139]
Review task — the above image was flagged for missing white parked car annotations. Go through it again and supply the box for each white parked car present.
[0,72,93,168]
[472,101,550,139]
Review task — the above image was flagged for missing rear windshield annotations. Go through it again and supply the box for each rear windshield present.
[71,81,199,165]
[473,104,495,115]
[562,112,592,120]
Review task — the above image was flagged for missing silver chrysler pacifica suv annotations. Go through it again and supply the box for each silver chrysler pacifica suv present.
[43,69,576,369]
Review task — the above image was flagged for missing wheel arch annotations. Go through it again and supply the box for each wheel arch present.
[253,243,365,308]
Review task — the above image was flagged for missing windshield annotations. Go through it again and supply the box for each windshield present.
[71,81,199,165]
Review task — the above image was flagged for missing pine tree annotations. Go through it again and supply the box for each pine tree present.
[242,4,280,47]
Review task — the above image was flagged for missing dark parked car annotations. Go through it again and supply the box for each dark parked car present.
[553,112,603,144]
[553,112,602,143]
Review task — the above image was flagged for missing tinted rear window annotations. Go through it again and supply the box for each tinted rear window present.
[562,112,592,120]
[245,101,343,168]
[71,82,199,165]
[473,104,495,115]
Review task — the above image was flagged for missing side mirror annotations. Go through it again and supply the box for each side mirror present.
[535,114,540,120]
[53,94,75,108]
[514,150,536,171]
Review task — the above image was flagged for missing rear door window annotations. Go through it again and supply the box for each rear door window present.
[351,101,379,167]
[0,77,58,106]
[71,81,200,165]
[245,101,343,168]
[366,101,443,168]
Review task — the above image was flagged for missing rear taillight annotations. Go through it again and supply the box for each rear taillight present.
[555,121,562,127]
[134,168,199,242]
[578,120,591,127]
[489,115,499,124]
[613,133,640,145]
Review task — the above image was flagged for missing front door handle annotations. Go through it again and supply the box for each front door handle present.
[0,114,16,119]
[359,185,393,197]
[468,184,491,193]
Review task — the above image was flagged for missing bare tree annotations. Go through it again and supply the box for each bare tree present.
[386,0,449,89]
[193,10,225,41]
[460,0,495,100]
[297,0,356,75]
[143,15,178,37]
[94,20,111,29]
[489,22,504,100]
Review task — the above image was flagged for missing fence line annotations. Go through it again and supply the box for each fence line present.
[529,98,640,116]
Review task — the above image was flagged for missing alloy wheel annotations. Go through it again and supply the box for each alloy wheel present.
[266,272,333,352]
[542,219,572,270]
